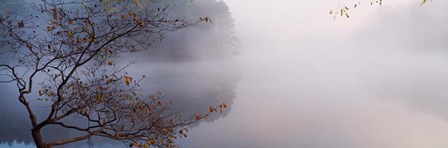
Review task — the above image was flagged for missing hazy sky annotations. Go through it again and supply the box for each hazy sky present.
[2,0,448,148]
[176,0,448,148]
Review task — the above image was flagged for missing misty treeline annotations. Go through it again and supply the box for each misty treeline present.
[0,0,237,147]
[143,0,241,62]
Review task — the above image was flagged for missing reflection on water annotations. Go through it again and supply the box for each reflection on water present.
[130,61,240,124]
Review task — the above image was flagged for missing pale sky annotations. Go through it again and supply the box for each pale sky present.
[177,0,448,148]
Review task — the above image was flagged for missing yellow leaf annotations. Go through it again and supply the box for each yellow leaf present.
[133,143,141,147]
[149,139,156,145]
[52,21,57,27]
[115,133,120,139]
[96,94,102,102]
[134,0,141,7]
[124,76,132,86]
[148,105,154,111]
[108,61,113,65]
[47,26,51,31]
[68,31,73,37]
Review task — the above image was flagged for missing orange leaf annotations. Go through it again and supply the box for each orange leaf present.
[107,79,113,84]
[149,139,156,145]
[124,76,132,86]
[222,102,228,108]
[148,105,154,111]
[96,94,102,103]
[209,106,215,113]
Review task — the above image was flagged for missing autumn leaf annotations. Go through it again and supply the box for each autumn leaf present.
[132,143,141,147]
[96,94,102,103]
[115,133,120,139]
[134,0,141,7]
[149,139,156,145]
[209,106,215,112]
[169,135,177,139]
[47,26,51,31]
[67,31,73,37]
[124,76,132,86]
[108,60,113,65]
[148,105,154,111]
[222,102,228,108]
[52,21,57,27]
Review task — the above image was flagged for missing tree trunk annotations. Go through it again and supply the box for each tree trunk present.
[32,128,47,148]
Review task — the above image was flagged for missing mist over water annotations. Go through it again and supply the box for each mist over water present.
[2,0,448,147]
[176,0,448,148]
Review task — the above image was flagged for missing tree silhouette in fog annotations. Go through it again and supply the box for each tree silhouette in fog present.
[145,0,241,62]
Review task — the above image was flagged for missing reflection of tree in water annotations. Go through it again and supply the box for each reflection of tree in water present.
[138,61,239,125]
[133,0,240,124]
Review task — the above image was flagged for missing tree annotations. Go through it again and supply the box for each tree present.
[0,0,226,147]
